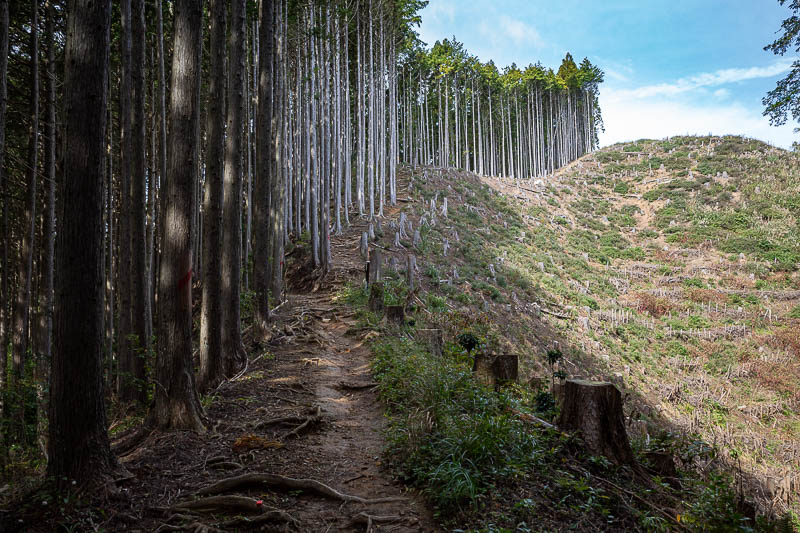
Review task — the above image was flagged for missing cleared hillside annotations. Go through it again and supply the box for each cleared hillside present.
[347,135,799,531]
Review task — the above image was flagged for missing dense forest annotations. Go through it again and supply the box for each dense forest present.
[0,0,603,489]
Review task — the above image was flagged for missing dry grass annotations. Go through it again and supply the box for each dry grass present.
[686,288,727,303]
[770,320,800,359]
[634,292,675,317]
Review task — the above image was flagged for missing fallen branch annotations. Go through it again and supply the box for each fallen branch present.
[540,307,571,319]
[196,473,406,504]
[509,407,556,430]
[336,381,378,390]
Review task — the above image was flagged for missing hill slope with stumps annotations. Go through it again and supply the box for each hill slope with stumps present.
[348,135,799,531]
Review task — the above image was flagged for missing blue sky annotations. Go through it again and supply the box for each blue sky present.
[417,0,800,149]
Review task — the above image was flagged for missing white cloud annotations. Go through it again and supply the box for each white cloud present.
[608,60,794,101]
[426,1,456,23]
[498,15,543,48]
[417,1,457,47]
[604,67,631,83]
[598,60,799,149]
[712,88,731,100]
[598,96,797,149]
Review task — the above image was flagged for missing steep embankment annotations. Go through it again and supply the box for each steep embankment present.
[348,135,799,531]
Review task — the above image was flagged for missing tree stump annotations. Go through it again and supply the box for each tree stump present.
[472,353,518,389]
[406,254,416,291]
[367,249,382,285]
[368,282,384,314]
[557,380,636,466]
[386,305,404,327]
[552,381,565,408]
[416,328,442,357]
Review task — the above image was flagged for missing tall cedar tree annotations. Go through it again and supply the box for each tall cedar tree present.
[254,0,274,335]
[10,0,39,444]
[117,0,135,404]
[222,0,247,374]
[129,0,150,404]
[199,0,226,390]
[49,0,123,486]
[153,0,205,430]
[0,0,9,442]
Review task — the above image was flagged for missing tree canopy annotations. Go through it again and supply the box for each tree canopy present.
[763,0,800,126]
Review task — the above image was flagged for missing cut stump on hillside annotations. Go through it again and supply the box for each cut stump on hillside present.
[367,248,382,284]
[368,282,384,314]
[386,305,404,327]
[557,379,636,466]
[416,328,442,357]
[472,353,518,388]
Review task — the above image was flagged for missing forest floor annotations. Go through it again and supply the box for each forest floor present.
[5,205,437,532]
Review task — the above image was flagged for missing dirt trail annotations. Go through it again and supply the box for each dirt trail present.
[85,223,434,533]
[155,215,437,531]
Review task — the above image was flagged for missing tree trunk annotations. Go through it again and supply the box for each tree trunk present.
[268,0,284,305]
[198,0,226,391]
[117,0,134,405]
[253,0,273,335]
[129,0,149,405]
[222,0,247,377]
[557,379,636,466]
[35,0,57,454]
[155,0,167,317]
[0,0,9,454]
[153,0,205,431]
[48,0,123,487]
[10,0,40,443]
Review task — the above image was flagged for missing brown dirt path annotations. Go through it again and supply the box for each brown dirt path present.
[129,212,437,531]
[125,215,435,532]
[5,181,437,532]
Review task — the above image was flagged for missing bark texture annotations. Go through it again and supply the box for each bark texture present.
[48,0,121,485]
[221,0,247,376]
[154,0,205,431]
[199,0,226,390]
[253,0,274,336]
[557,379,636,466]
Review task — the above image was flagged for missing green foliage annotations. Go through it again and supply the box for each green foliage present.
[763,1,800,125]
[372,336,539,514]
[682,473,754,531]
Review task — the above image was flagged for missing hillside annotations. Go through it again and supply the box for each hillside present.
[347,135,799,531]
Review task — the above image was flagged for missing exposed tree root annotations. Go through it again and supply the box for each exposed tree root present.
[196,472,407,504]
[279,406,322,440]
[351,511,404,531]
[170,495,263,514]
[253,414,310,431]
[155,513,223,533]
[253,406,323,439]
[156,507,298,532]
[111,426,156,457]
[208,461,243,471]
[218,509,299,529]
